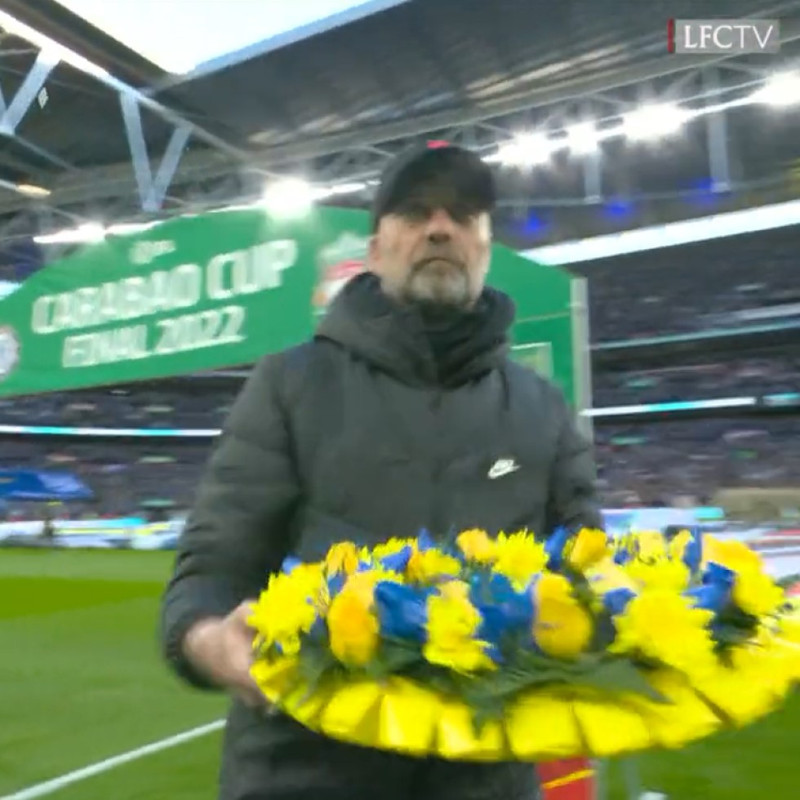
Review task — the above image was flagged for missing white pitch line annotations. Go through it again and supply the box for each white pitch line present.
[0,719,225,800]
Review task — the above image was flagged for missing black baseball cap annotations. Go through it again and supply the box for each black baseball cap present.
[371,142,496,230]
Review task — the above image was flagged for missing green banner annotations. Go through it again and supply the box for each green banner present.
[0,206,586,408]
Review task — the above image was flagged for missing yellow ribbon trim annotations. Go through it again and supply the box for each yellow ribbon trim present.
[252,636,799,762]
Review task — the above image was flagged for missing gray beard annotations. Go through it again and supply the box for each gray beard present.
[402,262,471,308]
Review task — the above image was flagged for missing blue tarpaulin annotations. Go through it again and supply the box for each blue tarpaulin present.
[0,470,93,501]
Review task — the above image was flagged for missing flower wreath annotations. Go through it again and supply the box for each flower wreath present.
[248,527,800,761]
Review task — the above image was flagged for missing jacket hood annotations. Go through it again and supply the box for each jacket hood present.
[315,272,514,388]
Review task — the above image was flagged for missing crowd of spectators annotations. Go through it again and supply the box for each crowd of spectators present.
[3,226,800,518]
[3,353,796,432]
[594,418,800,507]
[0,438,208,520]
[593,357,800,406]
[573,226,800,341]
[0,384,237,430]
[3,417,800,519]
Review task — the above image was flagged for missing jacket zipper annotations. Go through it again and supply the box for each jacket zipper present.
[429,386,446,537]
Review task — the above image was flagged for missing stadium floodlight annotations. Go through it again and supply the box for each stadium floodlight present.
[15,182,51,198]
[565,122,599,155]
[262,177,315,217]
[623,103,688,140]
[751,72,800,106]
[495,133,554,167]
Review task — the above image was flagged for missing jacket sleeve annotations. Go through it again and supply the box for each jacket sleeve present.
[160,353,301,688]
[543,387,604,535]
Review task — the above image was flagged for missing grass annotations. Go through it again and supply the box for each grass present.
[0,550,224,799]
[1,549,798,799]
[606,693,800,799]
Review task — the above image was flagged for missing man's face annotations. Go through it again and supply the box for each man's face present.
[369,193,492,309]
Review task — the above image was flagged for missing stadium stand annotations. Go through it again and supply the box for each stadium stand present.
[4,412,800,519]
[3,352,797,430]
[593,356,800,405]
[595,417,800,507]
[571,226,800,341]
[0,386,236,428]
[0,437,207,519]
[3,224,800,518]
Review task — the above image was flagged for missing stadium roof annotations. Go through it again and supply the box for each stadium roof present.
[0,0,799,255]
[50,0,401,76]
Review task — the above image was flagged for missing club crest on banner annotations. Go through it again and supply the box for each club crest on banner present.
[0,326,20,381]
[313,232,368,315]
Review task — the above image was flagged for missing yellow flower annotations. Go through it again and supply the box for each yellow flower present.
[565,527,609,571]
[702,536,762,572]
[585,557,637,593]
[327,570,391,667]
[624,558,690,592]
[532,573,593,660]
[780,600,800,644]
[325,541,361,575]
[614,531,635,555]
[371,538,415,562]
[632,530,667,561]
[702,536,783,617]
[456,528,497,564]
[424,580,495,673]
[584,557,637,613]
[493,532,548,590]
[407,548,461,584]
[249,564,325,655]
[733,569,784,618]
[668,529,692,561]
[609,589,716,680]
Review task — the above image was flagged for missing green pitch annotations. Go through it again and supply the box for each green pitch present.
[1,549,797,800]
[0,550,225,799]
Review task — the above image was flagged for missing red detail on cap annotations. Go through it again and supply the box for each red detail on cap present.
[667,18,675,53]
[427,140,450,149]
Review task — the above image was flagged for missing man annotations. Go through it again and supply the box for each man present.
[161,144,602,800]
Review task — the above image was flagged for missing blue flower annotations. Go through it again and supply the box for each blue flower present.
[374,581,430,642]
[682,527,703,573]
[613,548,632,566]
[379,545,414,573]
[281,555,303,574]
[686,562,735,612]
[545,526,571,570]
[469,572,534,661]
[326,572,347,598]
[417,528,437,552]
[603,587,636,616]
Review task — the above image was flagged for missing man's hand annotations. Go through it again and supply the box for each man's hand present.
[183,601,265,707]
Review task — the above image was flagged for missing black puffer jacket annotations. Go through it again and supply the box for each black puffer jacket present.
[161,273,601,800]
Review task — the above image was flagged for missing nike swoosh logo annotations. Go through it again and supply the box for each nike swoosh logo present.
[488,459,520,479]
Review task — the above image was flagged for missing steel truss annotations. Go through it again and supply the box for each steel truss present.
[0,14,798,246]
